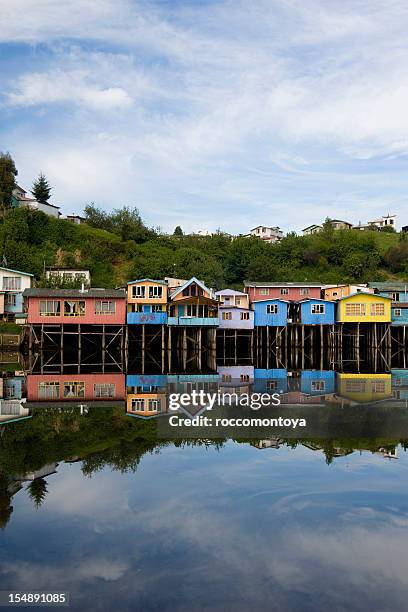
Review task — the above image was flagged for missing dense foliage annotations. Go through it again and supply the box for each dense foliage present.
[0,206,407,289]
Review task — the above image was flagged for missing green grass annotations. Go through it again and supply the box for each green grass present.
[0,322,22,334]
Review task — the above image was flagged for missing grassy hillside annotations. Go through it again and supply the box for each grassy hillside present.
[1,208,407,289]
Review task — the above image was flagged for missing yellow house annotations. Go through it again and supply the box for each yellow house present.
[336,293,391,323]
[127,279,168,324]
[337,373,392,403]
[126,392,167,418]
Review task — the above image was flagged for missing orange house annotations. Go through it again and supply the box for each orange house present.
[127,279,168,324]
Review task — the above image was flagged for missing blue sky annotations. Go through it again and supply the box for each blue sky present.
[1,0,408,234]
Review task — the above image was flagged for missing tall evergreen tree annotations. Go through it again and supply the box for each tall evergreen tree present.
[27,478,48,509]
[31,173,52,204]
[0,152,18,213]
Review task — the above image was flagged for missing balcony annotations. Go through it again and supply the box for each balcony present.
[167,316,219,327]
[127,312,167,325]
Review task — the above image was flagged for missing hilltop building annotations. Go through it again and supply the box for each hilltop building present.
[12,185,60,218]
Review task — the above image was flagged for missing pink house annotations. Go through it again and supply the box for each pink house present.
[27,373,125,402]
[23,288,126,325]
[244,282,323,303]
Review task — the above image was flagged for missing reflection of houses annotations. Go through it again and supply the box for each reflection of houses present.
[215,289,253,329]
[0,265,33,322]
[168,277,219,326]
[24,288,126,325]
[252,438,282,449]
[337,373,392,403]
[391,370,408,401]
[336,293,391,323]
[218,366,254,395]
[253,368,288,393]
[167,373,219,416]
[126,279,168,325]
[377,447,398,460]
[126,374,168,419]
[27,373,125,404]
[300,370,336,396]
[0,399,30,424]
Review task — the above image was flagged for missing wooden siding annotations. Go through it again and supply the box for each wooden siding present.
[336,293,391,323]
[252,299,288,327]
[27,373,125,402]
[26,296,126,325]
[300,299,335,325]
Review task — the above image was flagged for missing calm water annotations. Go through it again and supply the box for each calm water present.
[2,348,408,611]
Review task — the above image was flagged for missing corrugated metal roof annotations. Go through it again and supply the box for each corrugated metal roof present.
[23,288,125,298]
[368,282,408,291]
[244,281,323,287]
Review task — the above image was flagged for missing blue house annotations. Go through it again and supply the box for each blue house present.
[253,368,288,393]
[0,266,33,322]
[301,370,336,396]
[300,299,335,325]
[368,282,408,303]
[391,370,408,401]
[391,303,408,326]
[252,299,288,327]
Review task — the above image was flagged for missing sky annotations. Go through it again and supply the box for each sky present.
[1,0,408,234]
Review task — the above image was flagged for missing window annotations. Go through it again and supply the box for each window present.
[149,285,163,299]
[300,288,310,296]
[222,312,232,320]
[267,304,278,314]
[94,383,115,398]
[224,297,231,303]
[39,300,60,316]
[152,304,163,312]
[311,380,325,392]
[260,288,269,296]
[132,285,145,299]
[64,300,85,317]
[394,309,402,317]
[3,277,21,291]
[131,398,145,411]
[345,303,366,316]
[391,292,400,301]
[311,304,325,314]
[63,381,85,398]
[38,382,59,399]
[370,303,385,316]
[222,374,232,383]
[267,381,278,390]
[372,381,386,393]
[95,300,115,314]
[5,293,17,306]
[148,399,161,412]
[235,298,241,305]
[345,380,366,392]
[240,312,250,320]
[240,374,250,382]
[280,288,289,295]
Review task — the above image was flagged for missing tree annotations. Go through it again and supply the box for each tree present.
[27,478,48,509]
[173,226,183,237]
[31,173,52,204]
[0,152,18,213]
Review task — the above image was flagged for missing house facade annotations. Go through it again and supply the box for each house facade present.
[368,214,396,229]
[27,373,125,402]
[0,266,33,321]
[126,374,168,418]
[252,299,288,327]
[24,288,126,325]
[215,289,253,329]
[327,219,353,230]
[323,284,374,300]
[45,268,91,287]
[299,299,335,325]
[302,224,323,235]
[368,282,408,303]
[248,226,284,243]
[391,303,408,326]
[127,279,168,324]
[168,277,219,326]
[245,282,322,302]
[336,293,391,323]
[12,185,60,218]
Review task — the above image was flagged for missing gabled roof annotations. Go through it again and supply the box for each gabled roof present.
[0,266,34,277]
[169,276,212,299]
[215,288,247,296]
[337,292,392,301]
[368,282,408,291]
[252,298,289,304]
[302,224,323,231]
[127,278,167,286]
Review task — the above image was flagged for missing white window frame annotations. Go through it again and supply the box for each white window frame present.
[311,304,325,315]
[132,285,146,299]
[149,285,163,299]
[266,304,278,314]
[95,300,116,315]
[39,300,61,316]
[222,312,232,320]
[280,288,289,295]
[394,309,402,317]
[3,277,21,291]
[240,312,250,320]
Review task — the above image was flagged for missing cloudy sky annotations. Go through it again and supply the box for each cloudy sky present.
[1,0,408,233]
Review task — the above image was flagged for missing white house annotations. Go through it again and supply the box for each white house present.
[368,214,397,230]
[0,266,33,321]
[45,268,91,286]
[12,185,60,218]
[302,224,323,235]
[247,226,284,243]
